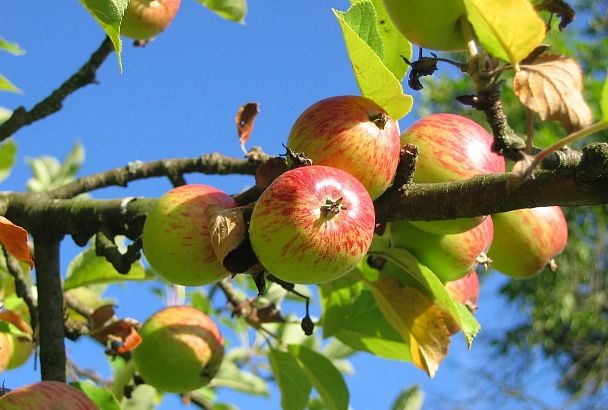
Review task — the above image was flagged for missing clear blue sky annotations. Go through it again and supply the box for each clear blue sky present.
[1,1,575,409]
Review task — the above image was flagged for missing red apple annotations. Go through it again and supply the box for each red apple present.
[286,96,401,199]
[390,216,493,282]
[249,165,376,284]
[121,0,181,40]
[133,306,224,393]
[0,381,98,409]
[444,271,480,334]
[400,113,505,234]
[143,184,237,286]
[488,206,568,278]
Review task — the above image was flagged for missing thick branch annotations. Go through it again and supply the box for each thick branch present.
[0,37,114,141]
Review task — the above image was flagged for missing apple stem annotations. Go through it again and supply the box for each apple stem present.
[320,197,345,219]
[368,112,388,130]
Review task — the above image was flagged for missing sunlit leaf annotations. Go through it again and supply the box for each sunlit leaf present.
[0,37,25,56]
[205,205,247,266]
[269,348,312,410]
[235,102,259,152]
[71,381,121,410]
[121,384,159,410]
[0,217,33,268]
[209,360,269,396]
[0,139,17,183]
[79,0,126,71]
[0,310,33,336]
[602,69,608,123]
[0,107,11,124]
[0,74,22,94]
[391,385,424,410]
[196,0,247,23]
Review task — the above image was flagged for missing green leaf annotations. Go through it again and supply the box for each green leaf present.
[210,360,269,396]
[58,140,85,181]
[71,381,121,410]
[269,348,312,410]
[0,139,17,183]
[288,344,349,410]
[343,1,384,58]
[196,0,247,23]
[64,244,147,291]
[0,107,11,125]
[0,36,25,56]
[463,0,546,66]
[334,5,412,120]
[26,142,85,192]
[391,385,424,410]
[0,73,22,94]
[601,69,608,122]
[121,384,158,410]
[79,0,126,71]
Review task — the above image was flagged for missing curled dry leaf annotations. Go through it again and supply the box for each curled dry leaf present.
[90,304,117,330]
[0,310,33,337]
[514,53,593,132]
[235,102,260,153]
[0,216,34,269]
[507,151,537,188]
[534,0,575,30]
[255,157,288,189]
[90,317,141,354]
[204,204,248,266]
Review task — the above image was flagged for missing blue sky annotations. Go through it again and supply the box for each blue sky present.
[1,1,577,409]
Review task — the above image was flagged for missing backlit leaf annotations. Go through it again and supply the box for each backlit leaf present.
[602,69,608,122]
[210,360,269,396]
[196,0,247,23]
[0,310,33,336]
[79,0,126,71]
[269,348,312,410]
[0,217,33,268]
[235,102,259,152]
[391,385,424,410]
[0,74,21,94]
[0,139,17,183]
[71,381,121,410]
[0,37,25,56]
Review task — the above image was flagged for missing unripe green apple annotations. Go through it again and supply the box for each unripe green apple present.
[286,96,401,200]
[249,165,376,284]
[0,381,98,409]
[121,0,181,40]
[383,0,467,51]
[133,306,224,393]
[444,271,479,334]
[143,184,237,286]
[390,216,493,282]
[488,206,568,278]
[401,113,505,234]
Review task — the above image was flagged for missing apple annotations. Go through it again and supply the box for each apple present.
[121,0,181,40]
[0,332,11,372]
[0,381,98,409]
[249,165,376,284]
[142,184,237,286]
[132,306,224,393]
[382,0,467,51]
[400,113,505,234]
[488,206,568,278]
[390,216,493,282]
[444,271,480,334]
[286,96,401,200]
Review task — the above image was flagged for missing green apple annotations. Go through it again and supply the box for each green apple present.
[133,306,224,393]
[382,0,467,51]
[143,184,237,286]
[121,0,181,40]
[0,381,98,409]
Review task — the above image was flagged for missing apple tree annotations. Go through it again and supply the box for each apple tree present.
[0,0,607,408]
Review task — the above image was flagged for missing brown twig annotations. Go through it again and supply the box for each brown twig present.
[2,248,38,341]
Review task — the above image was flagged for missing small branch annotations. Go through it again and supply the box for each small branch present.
[3,249,38,341]
[0,37,114,142]
[95,231,142,274]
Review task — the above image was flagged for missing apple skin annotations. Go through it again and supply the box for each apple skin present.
[383,0,467,51]
[133,306,224,393]
[0,381,98,409]
[249,165,376,284]
[121,0,181,40]
[390,216,493,282]
[488,206,568,279]
[444,271,480,334]
[401,113,505,234]
[143,184,237,286]
[286,96,401,200]
[0,332,11,372]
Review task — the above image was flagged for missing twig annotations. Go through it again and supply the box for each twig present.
[0,37,114,141]
[95,231,142,274]
[2,248,38,340]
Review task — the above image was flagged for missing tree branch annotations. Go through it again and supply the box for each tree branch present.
[3,249,38,341]
[0,36,114,142]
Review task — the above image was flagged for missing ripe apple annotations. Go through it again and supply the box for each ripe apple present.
[401,113,505,234]
[444,271,480,334]
[382,0,467,51]
[132,306,224,393]
[0,332,11,372]
[143,184,237,286]
[249,165,376,284]
[390,216,493,282]
[121,0,181,40]
[0,381,98,409]
[488,206,568,278]
[286,96,401,200]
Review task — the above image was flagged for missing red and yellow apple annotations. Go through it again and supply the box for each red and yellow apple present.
[444,271,480,334]
[0,381,98,409]
[133,306,224,393]
[390,216,493,282]
[121,0,181,40]
[400,113,505,234]
[143,184,237,286]
[249,165,376,284]
[286,96,401,200]
[488,206,568,278]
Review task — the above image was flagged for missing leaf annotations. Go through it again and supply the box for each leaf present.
[196,0,247,23]
[463,0,546,66]
[0,217,33,268]
[209,360,269,396]
[235,102,260,153]
[90,304,117,329]
[602,70,608,123]
[0,310,33,336]
[64,245,147,291]
[0,139,17,183]
[58,140,85,181]
[121,384,159,410]
[334,5,412,120]
[391,385,424,410]
[71,381,121,410]
[79,0,126,72]
[204,205,247,266]
[368,280,450,377]
[0,37,25,56]
[513,53,593,132]
[534,0,575,30]
[0,107,11,125]
[255,157,288,189]
[269,348,312,410]
[507,151,536,188]
[288,345,349,410]
[90,317,142,354]
[0,73,22,94]
[343,1,384,58]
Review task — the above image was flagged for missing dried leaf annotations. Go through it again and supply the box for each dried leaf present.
[0,310,33,336]
[235,102,260,153]
[115,326,142,354]
[0,216,34,268]
[368,278,450,377]
[204,205,247,265]
[507,152,537,188]
[90,318,141,354]
[514,54,593,132]
[535,0,575,30]
[90,304,116,330]
[255,157,288,189]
